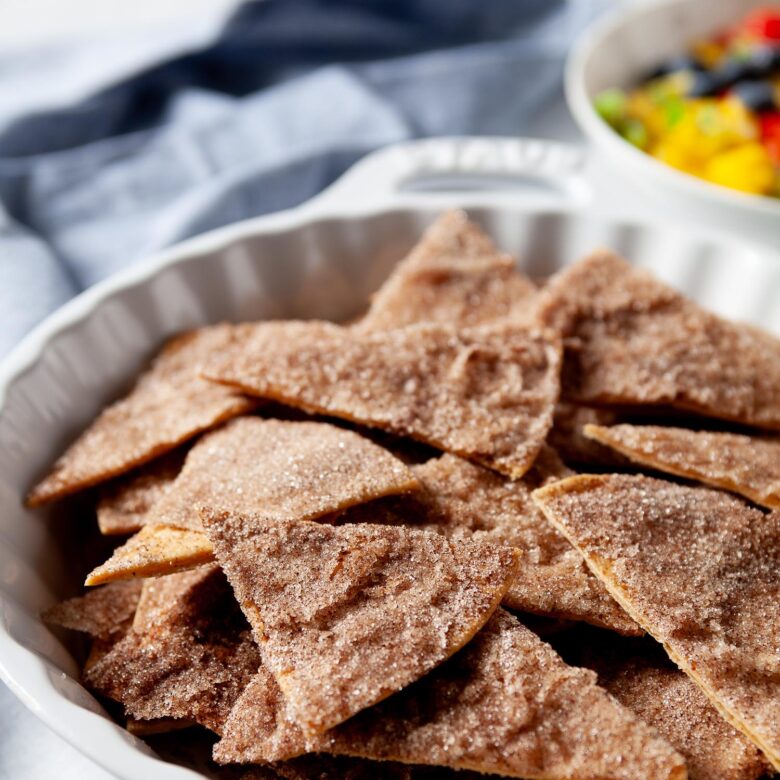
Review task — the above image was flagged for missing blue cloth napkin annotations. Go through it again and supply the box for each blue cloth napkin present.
[0,0,607,356]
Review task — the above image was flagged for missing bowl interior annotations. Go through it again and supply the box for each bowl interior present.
[2,205,780,777]
[579,0,770,95]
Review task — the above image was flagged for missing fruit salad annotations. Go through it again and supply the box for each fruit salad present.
[594,6,780,198]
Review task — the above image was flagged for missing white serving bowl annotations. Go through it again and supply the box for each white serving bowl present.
[1,137,780,779]
[567,0,780,247]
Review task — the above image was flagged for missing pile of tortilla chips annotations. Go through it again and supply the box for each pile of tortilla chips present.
[35,210,779,780]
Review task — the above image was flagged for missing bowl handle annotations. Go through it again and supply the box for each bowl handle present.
[308,136,591,212]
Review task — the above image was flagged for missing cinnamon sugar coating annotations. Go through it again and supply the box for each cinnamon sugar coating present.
[84,525,215,586]
[533,474,780,772]
[203,320,561,479]
[359,210,536,331]
[586,423,780,509]
[27,324,256,506]
[145,417,419,531]
[576,638,771,780]
[85,566,260,733]
[339,450,640,635]
[201,511,519,735]
[215,610,685,780]
[535,251,780,431]
[42,580,142,640]
[86,418,418,584]
[97,449,186,535]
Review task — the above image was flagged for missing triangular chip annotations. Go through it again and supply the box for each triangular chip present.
[85,418,421,584]
[533,474,780,771]
[27,324,256,506]
[565,632,771,780]
[214,610,685,779]
[42,580,142,639]
[535,251,780,431]
[85,566,260,733]
[585,423,780,509]
[203,320,561,479]
[85,525,215,586]
[145,417,420,531]
[339,450,640,635]
[359,210,536,331]
[97,449,186,535]
[201,510,519,735]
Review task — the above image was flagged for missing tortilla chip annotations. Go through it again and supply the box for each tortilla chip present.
[97,449,186,535]
[359,210,536,331]
[85,525,215,586]
[145,417,420,531]
[26,324,256,507]
[215,610,685,779]
[86,418,421,584]
[201,510,519,735]
[203,320,561,479]
[585,423,780,509]
[85,565,260,733]
[42,580,142,640]
[573,636,771,780]
[535,251,780,431]
[533,474,780,772]
[338,449,640,635]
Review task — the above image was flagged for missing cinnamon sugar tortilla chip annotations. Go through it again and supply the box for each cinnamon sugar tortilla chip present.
[84,637,119,673]
[533,474,780,772]
[339,450,640,635]
[215,610,685,780]
[201,510,519,735]
[85,525,215,586]
[130,564,216,633]
[145,417,420,531]
[27,324,256,507]
[535,251,780,431]
[97,449,186,535]
[42,580,142,640]
[573,636,771,780]
[85,565,260,733]
[585,423,780,509]
[359,210,536,331]
[204,320,561,479]
[85,418,420,583]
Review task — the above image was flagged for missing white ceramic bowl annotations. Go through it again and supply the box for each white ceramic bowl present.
[2,137,780,779]
[567,0,780,247]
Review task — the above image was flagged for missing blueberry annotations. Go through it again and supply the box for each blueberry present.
[731,80,777,111]
[743,45,780,78]
[686,70,721,97]
[647,54,703,80]
[711,58,752,90]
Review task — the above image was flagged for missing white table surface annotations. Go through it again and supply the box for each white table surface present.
[0,8,587,777]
